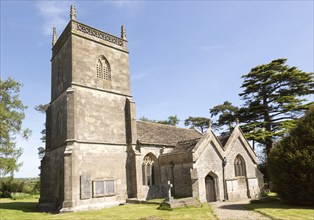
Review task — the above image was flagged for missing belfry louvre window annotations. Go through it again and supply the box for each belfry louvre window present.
[96,56,111,81]
[93,180,115,197]
[142,155,156,186]
[234,154,246,177]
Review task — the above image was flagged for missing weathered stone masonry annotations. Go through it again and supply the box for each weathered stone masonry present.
[39,5,263,212]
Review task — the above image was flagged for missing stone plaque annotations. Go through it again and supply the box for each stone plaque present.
[80,175,90,200]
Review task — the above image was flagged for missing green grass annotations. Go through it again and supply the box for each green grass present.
[0,198,217,220]
[246,194,314,220]
[10,193,39,200]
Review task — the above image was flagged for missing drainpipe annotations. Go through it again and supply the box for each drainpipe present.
[222,157,227,201]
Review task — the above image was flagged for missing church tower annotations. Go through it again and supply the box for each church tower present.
[39,5,137,212]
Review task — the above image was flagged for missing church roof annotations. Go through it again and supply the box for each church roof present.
[136,121,202,146]
[217,132,231,147]
[171,138,201,153]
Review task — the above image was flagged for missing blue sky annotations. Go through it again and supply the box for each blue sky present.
[1,1,313,178]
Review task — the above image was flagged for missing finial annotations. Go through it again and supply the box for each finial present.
[52,27,57,47]
[236,118,239,125]
[70,5,76,20]
[121,25,127,40]
[208,120,212,129]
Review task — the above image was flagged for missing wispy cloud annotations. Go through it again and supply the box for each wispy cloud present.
[104,1,143,16]
[109,0,141,9]
[197,45,226,52]
[36,1,72,36]
[131,72,150,81]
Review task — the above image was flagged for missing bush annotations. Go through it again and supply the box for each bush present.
[22,179,40,195]
[10,192,33,200]
[0,178,40,198]
[0,178,24,198]
[268,107,314,206]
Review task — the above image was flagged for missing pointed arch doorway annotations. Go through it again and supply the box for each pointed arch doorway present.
[205,174,217,202]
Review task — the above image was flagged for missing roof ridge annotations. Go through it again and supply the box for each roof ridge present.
[177,137,201,144]
[136,120,195,131]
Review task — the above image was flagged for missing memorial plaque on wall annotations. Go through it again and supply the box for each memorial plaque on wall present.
[80,175,91,199]
[94,181,105,196]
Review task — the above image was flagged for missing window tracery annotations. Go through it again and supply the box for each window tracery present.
[234,154,246,177]
[142,154,156,186]
[96,56,111,81]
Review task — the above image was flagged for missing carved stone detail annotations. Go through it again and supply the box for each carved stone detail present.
[121,25,127,40]
[76,23,123,47]
[52,27,57,47]
[70,5,76,20]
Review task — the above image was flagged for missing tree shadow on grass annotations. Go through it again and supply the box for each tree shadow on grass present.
[217,203,250,210]
[246,202,314,210]
[0,201,39,212]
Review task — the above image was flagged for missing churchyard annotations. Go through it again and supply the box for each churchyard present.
[1,193,313,220]
[0,198,216,220]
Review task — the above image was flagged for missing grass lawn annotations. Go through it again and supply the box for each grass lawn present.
[245,195,314,220]
[0,198,217,220]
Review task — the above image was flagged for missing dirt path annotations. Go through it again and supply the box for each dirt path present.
[210,199,271,220]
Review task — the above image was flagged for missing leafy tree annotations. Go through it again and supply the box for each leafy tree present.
[0,78,31,177]
[210,101,239,132]
[158,115,180,126]
[139,116,155,123]
[268,106,314,205]
[184,116,211,133]
[239,58,313,158]
[34,104,48,159]
[139,115,180,126]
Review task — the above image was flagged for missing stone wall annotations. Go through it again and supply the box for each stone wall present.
[61,143,128,212]
[135,145,169,200]
[41,18,133,212]
[39,145,66,211]
[73,86,128,144]
[172,163,193,198]
[159,152,193,198]
[51,37,72,101]
[193,140,224,202]
[224,136,260,200]
[71,34,130,96]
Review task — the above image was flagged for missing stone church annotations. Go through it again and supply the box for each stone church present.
[39,6,263,212]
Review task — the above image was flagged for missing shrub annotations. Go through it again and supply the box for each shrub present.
[0,178,24,198]
[22,179,40,195]
[10,192,33,200]
[268,106,314,206]
[0,178,40,198]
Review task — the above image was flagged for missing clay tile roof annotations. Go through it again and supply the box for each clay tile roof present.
[136,121,202,146]
[171,138,201,153]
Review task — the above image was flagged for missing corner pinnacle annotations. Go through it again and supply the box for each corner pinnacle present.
[52,27,57,47]
[121,25,127,40]
[70,5,76,20]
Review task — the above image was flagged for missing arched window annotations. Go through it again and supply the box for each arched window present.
[96,56,111,81]
[142,154,156,186]
[234,154,246,177]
